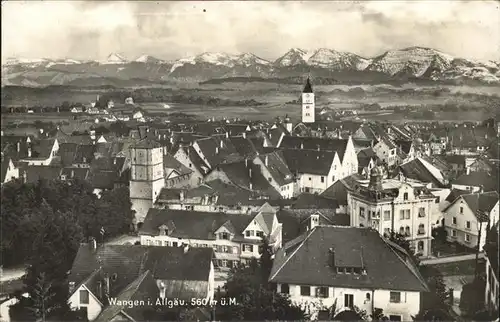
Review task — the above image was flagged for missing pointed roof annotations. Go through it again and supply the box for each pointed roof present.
[303,77,313,93]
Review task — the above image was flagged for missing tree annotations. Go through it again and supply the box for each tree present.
[259,237,273,285]
[413,265,453,321]
[371,308,389,321]
[387,230,420,265]
[25,272,57,321]
[216,243,307,320]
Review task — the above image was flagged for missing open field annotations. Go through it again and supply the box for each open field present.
[1,81,499,125]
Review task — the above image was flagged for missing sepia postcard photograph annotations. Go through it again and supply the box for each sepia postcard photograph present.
[1,1,499,321]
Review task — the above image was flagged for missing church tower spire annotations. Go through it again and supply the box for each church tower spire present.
[302,77,315,123]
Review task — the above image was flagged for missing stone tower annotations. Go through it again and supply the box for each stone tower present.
[129,139,165,225]
[302,77,315,123]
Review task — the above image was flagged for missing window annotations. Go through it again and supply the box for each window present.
[403,192,408,200]
[418,224,425,235]
[418,241,424,251]
[465,234,471,242]
[332,175,335,181]
[309,177,312,181]
[389,315,402,321]
[366,292,371,301]
[344,294,354,308]
[243,244,253,252]
[400,210,405,220]
[466,221,471,230]
[418,207,426,218]
[405,226,411,236]
[460,207,464,214]
[316,287,329,298]
[452,217,457,225]
[220,232,229,240]
[172,241,178,247]
[300,286,311,296]
[399,226,405,235]
[221,260,228,268]
[451,229,457,237]
[281,284,289,294]
[359,207,365,219]
[384,210,391,221]
[256,231,264,238]
[384,228,391,236]
[79,290,89,304]
[321,176,325,183]
[435,196,440,203]
[390,291,401,303]
[405,209,410,219]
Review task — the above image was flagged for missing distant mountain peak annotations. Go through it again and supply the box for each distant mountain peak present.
[135,55,163,63]
[103,53,128,64]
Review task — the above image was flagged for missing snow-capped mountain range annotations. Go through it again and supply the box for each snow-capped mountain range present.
[2,46,499,86]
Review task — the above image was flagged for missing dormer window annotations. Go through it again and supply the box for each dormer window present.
[256,231,264,238]
[403,192,408,200]
[219,232,229,240]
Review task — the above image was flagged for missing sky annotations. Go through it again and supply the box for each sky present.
[2,0,500,63]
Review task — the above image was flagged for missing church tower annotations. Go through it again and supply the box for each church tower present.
[129,139,165,225]
[302,77,315,123]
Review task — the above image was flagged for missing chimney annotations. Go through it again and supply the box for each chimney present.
[17,141,20,153]
[169,136,174,144]
[300,143,304,149]
[0,130,3,136]
[317,144,320,151]
[104,275,110,297]
[220,140,223,148]
[215,147,219,154]
[479,185,484,193]
[242,132,246,139]
[71,170,75,178]
[28,147,32,158]
[245,159,248,168]
[89,237,97,251]
[466,167,471,175]
[329,248,336,269]
[183,244,189,253]
[113,158,117,165]
[23,170,27,183]
[180,190,185,201]
[265,155,269,167]
[226,132,229,138]
[249,182,253,190]
[249,168,252,178]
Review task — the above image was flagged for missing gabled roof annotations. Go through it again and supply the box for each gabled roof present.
[445,188,470,203]
[399,158,447,188]
[281,148,336,175]
[229,136,259,159]
[291,193,339,209]
[320,174,364,205]
[69,244,214,300]
[444,191,499,221]
[139,208,274,242]
[452,171,499,192]
[61,167,90,181]
[163,153,192,177]
[269,226,429,292]
[1,158,14,183]
[395,140,413,154]
[279,136,349,162]
[257,151,294,186]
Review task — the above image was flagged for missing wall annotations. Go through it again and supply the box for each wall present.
[68,285,102,321]
[485,256,499,311]
[277,283,420,321]
[444,199,482,249]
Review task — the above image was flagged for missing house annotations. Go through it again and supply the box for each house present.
[173,146,209,186]
[1,158,19,185]
[71,107,84,113]
[278,136,358,178]
[67,242,214,321]
[484,225,499,313]
[395,140,416,163]
[252,153,295,198]
[469,156,498,174]
[163,153,195,189]
[398,157,449,188]
[269,226,429,321]
[19,139,59,166]
[442,191,499,250]
[357,148,377,176]
[347,166,436,257]
[373,136,398,167]
[451,171,499,193]
[139,202,282,272]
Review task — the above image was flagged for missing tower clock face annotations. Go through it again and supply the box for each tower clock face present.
[305,94,310,98]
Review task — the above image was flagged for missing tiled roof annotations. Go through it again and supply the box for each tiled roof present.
[74,144,95,164]
[29,139,56,159]
[445,188,470,203]
[279,136,348,162]
[90,170,118,189]
[223,124,250,136]
[281,148,335,175]
[399,158,446,188]
[229,136,259,159]
[460,191,499,220]
[131,138,162,149]
[269,226,429,292]
[139,208,268,241]
[163,153,192,177]
[452,171,499,192]
[61,167,90,181]
[23,166,62,183]
[291,193,339,209]
[58,143,78,166]
[257,151,294,186]
[69,244,214,308]
[277,209,349,243]
[320,174,368,205]
[395,140,412,154]
[268,128,286,147]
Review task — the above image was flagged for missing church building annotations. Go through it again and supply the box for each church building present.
[302,77,315,123]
